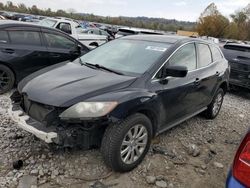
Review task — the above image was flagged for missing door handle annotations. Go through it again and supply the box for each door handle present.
[2,48,14,54]
[215,71,220,77]
[194,78,200,86]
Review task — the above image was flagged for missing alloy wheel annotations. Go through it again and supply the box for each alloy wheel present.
[120,124,148,165]
[212,93,223,116]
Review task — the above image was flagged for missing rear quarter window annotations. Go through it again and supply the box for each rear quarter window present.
[210,46,223,62]
[197,43,212,68]
[0,31,9,44]
[9,30,41,46]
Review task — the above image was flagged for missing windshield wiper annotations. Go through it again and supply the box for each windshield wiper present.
[78,59,97,69]
[84,62,124,75]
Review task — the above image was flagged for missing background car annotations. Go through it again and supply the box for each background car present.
[12,13,27,21]
[0,20,89,94]
[39,17,108,48]
[115,28,164,38]
[0,11,15,20]
[226,128,250,188]
[83,28,114,41]
[10,35,229,172]
[221,43,250,90]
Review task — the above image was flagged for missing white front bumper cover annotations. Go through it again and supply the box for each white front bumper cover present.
[8,104,58,143]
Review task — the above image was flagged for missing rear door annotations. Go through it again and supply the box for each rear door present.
[195,43,220,106]
[41,29,83,64]
[5,27,50,81]
[0,30,11,64]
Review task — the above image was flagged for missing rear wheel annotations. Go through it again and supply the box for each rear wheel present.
[203,88,224,119]
[0,65,15,94]
[101,113,152,172]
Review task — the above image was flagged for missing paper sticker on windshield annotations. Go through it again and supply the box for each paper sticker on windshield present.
[146,46,167,52]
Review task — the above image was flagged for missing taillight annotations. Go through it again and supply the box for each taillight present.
[233,132,250,187]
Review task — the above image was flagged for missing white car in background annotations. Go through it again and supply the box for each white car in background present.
[39,17,108,48]
[115,27,164,38]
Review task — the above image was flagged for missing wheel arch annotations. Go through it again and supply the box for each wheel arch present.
[219,81,228,94]
[129,108,159,137]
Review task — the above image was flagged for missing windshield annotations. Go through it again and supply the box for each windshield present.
[39,19,57,27]
[80,39,170,75]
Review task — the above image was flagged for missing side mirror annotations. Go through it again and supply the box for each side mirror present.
[60,25,71,34]
[164,66,188,78]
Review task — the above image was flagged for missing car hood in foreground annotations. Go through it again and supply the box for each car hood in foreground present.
[19,62,137,107]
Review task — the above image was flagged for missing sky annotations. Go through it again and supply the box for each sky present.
[1,0,250,21]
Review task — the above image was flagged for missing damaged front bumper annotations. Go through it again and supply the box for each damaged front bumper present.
[8,103,58,144]
[8,93,109,148]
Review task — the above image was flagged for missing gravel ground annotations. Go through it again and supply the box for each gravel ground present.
[0,90,250,188]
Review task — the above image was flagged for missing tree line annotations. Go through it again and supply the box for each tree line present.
[1,1,250,40]
[197,3,250,41]
[0,1,195,32]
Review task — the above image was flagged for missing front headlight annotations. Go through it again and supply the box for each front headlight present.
[60,102,118,119]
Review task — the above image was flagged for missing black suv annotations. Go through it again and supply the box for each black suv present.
[10,35,229,172]
[0,20,89,94]
[221,43,250,89]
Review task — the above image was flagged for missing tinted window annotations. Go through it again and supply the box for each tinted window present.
[9,31,41,46]
[0,31,9,44]
[44,33,76,49]
[211,46,223,62]
[224,45,250,52]
[197,44,212,68]
[168,43,197,71]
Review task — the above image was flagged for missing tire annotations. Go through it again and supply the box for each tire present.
[0,64,15,94]
[203,88,224,119]
[101,113,153,172]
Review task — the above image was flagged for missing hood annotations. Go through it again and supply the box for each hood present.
[19,61,136,107]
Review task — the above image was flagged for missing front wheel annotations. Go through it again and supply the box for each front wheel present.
[203,88,224,119]
[101,113,152,172]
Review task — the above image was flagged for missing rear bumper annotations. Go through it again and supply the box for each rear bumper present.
[8,103,58,143]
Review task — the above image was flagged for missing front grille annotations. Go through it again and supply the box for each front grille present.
[21,95,62,127]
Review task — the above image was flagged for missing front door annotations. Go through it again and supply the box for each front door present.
[151,43,202,130]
